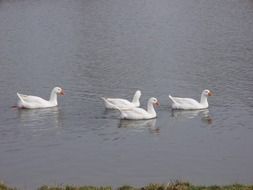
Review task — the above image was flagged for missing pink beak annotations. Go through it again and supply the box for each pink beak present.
[154,101,160,107]
[60,89,64,96]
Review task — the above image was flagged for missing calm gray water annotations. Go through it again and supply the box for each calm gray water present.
[1,0,253,189]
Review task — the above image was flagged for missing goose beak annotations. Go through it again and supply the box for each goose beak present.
[60,89,65,96]
[154,101,160,107]
[208,91,213,96]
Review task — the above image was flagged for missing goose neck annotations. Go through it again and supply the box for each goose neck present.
[200,94,208,106]
[49,90,58,105]
[147,102,156,115]
[132,93,140,107]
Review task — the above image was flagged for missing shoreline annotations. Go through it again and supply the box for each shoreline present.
[1,181,253,190]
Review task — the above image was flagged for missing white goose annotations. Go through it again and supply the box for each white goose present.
[169,89,213,110]
[101,90,141,109]
[117,97,159,120]
[17,87,64,109]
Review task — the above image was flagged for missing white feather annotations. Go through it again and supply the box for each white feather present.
[17,87,64,109]
[169,89,213,110]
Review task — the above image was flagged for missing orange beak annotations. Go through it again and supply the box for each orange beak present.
[60,89,64,96]
[208,91,213,96]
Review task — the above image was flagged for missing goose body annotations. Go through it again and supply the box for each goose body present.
[17,87,64,109]
[117,97,159,120]
[102,90,141,109]
[169,89,213,110]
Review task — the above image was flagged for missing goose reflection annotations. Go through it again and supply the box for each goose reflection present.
[171,109,212,124]
[17,107,63,128]
[119,119,159,133]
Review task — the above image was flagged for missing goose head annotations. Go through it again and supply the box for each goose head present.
[149,97,160,107]
[53,87,64,96]
[134,90,141,99]
[202,89,213,97]
[147,97,159,116]
[200,89,213,106]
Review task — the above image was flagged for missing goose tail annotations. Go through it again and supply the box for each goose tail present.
[168,95,176,104]
[101,97,107,101]
[17,93,25,103]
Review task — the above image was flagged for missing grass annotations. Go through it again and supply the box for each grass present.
[1,181,253,190]
[0,181,16,190]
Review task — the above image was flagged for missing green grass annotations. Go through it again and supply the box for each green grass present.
[1,181,253,190]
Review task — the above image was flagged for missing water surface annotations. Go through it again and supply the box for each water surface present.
[0,0,253,189]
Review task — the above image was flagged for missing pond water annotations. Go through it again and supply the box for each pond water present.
[0,0,253,189]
